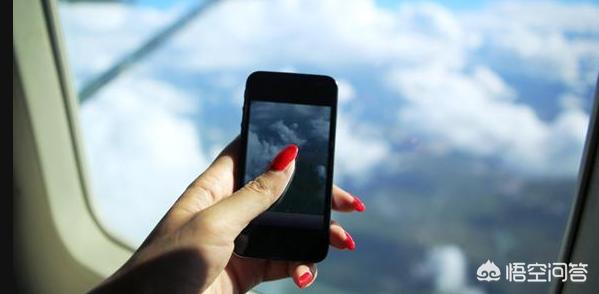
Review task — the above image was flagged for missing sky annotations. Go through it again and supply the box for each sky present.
[246,101,330,181]
[246,101,331,215]
[58,0,599,293]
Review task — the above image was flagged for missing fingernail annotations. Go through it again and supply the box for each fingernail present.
[296,271,313,288]
[352,196,366,212]
[344,231,356,251]
[271,144,299,171]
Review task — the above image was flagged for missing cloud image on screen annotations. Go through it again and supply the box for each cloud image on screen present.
[245,101,331,216]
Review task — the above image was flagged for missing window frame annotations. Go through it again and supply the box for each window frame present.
[43,0,139,253]
[14,0,132,290]
[553,75,599,294]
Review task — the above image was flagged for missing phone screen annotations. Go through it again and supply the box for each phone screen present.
[243,100,332,229]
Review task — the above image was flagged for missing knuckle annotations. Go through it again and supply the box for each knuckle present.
[244,176,274,199]
[188,216,235,244]
[187,174,221,202]
[193,184,218,204]
[192,211,225,233]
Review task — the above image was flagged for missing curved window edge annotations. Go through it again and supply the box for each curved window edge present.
[553,73,599,294]
[14,0,133,286]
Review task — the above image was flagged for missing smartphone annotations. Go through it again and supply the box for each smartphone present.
[234,71,338,262]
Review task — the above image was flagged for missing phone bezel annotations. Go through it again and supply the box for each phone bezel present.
[234,71,338,262]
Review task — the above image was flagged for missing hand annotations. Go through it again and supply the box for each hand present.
[91,137,365,293]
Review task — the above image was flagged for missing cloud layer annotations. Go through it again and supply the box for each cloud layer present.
[158,0,595,176]
[388,65,589,175]
[59,2,191,88]
[80,74,208,245]
[58,0,599,247]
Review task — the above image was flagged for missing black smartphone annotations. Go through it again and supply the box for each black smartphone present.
[234,71,338,262]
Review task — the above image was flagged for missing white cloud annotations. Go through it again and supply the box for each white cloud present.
[80,74,208,246]
[158,0,595,176]
[334,114,391,181]
[310,116,331,140]
[387,65,588,175]
[462,1,599,89]
[420,245,483,294]
[269,120,307,145]
[166,0,476,71]
[63,0,598,179]
[246,129,281,179]
[560,93,586,111]
[59,2,190,87]
[60,0,599,248]
[337,79,356,104]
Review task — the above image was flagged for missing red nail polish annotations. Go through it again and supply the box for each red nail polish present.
[297,271,313,288]
[352,196,366,212]
[270,144,299,171]
[344,231,356,251]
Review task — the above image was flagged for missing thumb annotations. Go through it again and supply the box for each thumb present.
[192,144,298,237]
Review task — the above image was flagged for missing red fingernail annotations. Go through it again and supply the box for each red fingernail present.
[270,144,299,171]
[296,271,313,288]
[344,231,356,251]
[352,196,366,212]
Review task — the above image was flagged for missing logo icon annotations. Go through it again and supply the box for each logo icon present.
[477,260,501,282]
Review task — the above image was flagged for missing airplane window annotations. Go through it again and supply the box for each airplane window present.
[57,0,599,293]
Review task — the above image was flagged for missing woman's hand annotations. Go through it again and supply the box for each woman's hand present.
[91,137,365,293]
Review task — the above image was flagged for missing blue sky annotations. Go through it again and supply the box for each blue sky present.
[60,0,599,293]
[58,2,599,292]
[376,0,493,10]
[59,0,599,245]
[136,0,599,9]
